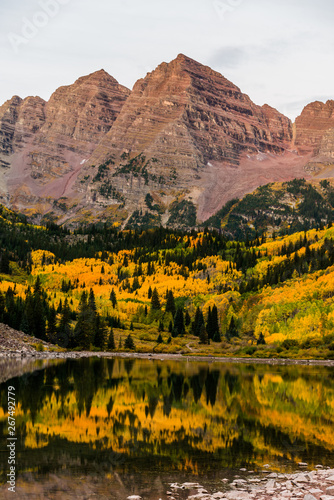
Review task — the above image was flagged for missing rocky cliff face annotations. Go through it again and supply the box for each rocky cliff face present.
[0,70,130,212]
[295,100,334,154]
[0,55,333,228]
[76,55,296,226]
[87,54,293,173]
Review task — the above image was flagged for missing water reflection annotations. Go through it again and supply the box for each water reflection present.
[0,357,334,490]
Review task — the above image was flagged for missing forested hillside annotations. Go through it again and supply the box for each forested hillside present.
[1,198,334,359]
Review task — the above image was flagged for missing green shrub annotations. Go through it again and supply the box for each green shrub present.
[282,339,299,350]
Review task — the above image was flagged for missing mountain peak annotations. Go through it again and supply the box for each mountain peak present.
[74,69,121,88]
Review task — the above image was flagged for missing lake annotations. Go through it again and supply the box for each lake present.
[0,356,334,499]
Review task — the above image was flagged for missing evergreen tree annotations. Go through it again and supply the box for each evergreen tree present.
[158,320,164,332]
[165,290,176,316]
[192,307,204,337]
[172,308,185,337]
[157,333,163,344]
[108,328,116,350]
[94,315,108,350]
[74,291,95,350]
[46,305,57,343]
[132,276,140,292]
[31,276,46,340]
[226,316,238,341]
[185,310,191,327]
[208,305,220,342]
[148,286,153,299]
[151,288,161,310]
[199,324,209,344]
[124,334,135,350]
[257,332,266,345]
[109,289,117,308]
[57,297,72,347]
[88,288,96,312]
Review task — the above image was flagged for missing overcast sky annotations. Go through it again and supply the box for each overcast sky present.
[0,0,333,120]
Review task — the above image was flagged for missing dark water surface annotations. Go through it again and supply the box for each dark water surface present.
[0,357,334,498]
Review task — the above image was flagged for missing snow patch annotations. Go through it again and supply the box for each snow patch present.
[80,159,87,165]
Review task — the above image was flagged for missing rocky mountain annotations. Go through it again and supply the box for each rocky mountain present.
[295,100,334,154]
[0,54,334,228]
[0,70,130,215]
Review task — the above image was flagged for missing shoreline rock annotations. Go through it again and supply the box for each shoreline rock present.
[1,322,334,367]
[170,468,334,500]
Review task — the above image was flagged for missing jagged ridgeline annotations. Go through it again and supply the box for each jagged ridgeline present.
[2,54,334,228]
[1,203,334,358]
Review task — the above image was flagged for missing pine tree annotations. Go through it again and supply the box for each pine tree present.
[192,307,204,337]
[148,286,153,299]
[165,290,176,316]
[124,334,135,350]
[211,305,221,342]
[108,328,115,350]
[173,308,185,337]
[57,298,72,348]
[46,305,57,343]
[199,324,209,344]
[157,333,163,344]
[257,332,266,345]
[151,288,161,310]
[226,316,238,341]
[94,315,108,350]
[74,291,95,350]
[109,289,117,308]
[185,310,191,327]
[206,306,213,339]
[31,276,46,340]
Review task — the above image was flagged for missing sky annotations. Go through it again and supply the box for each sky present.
[0,0,333,120]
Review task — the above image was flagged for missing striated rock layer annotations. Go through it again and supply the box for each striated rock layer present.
[0,70,130,213]
[87,54,293,173]
[0,55,334,226]
[295,100,334,154]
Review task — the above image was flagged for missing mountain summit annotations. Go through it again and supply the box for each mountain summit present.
[0,55,333,227]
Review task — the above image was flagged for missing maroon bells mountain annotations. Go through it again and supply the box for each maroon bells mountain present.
[0,54,333,227]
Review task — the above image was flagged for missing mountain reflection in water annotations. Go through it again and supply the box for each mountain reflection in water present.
[0,357,334,498]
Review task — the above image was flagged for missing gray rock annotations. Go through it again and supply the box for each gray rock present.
[294,473,310,483]
[182,483,202,489]
[127,497,142,500]
[327,487,334,494]
[303,495,317,500]
[187,495,211,500]
[225,492,252,500]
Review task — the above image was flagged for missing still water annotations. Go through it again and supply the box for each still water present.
[0,357,334,498]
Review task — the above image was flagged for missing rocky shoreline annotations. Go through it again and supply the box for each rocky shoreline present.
[1,322,334,367]
[158,468,334,500]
